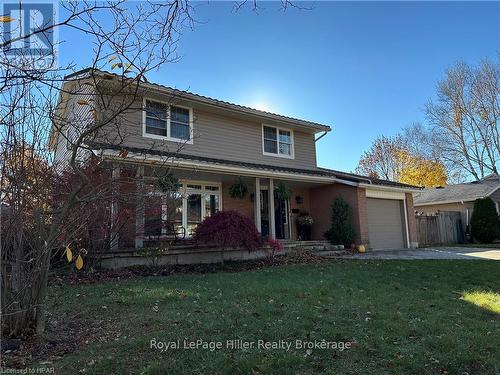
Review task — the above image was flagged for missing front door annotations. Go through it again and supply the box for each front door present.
[274,197,288,239]
[260,189,269,236]
[260,187,289,239]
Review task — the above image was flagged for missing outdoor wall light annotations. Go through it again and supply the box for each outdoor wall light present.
[295,196,303,204]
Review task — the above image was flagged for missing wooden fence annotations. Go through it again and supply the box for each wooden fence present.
[416,211,464,246]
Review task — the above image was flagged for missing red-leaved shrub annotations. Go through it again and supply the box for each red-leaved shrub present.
[266,238,284,259]
[194,211,262,251]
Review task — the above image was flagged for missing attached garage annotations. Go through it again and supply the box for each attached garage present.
[366,197,407,250]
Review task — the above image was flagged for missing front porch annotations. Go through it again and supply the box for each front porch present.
[109,161,335,252]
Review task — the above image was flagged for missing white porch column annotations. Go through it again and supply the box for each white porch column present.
[269,178,276,239]
[110,164,120,251]
[255,177,261,232]
[135,165,145,249]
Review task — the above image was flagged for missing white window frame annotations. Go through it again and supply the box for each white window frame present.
[142,98,194,144]
[181,180,222,237]
[261,124,295,159]
[144,180,222,239]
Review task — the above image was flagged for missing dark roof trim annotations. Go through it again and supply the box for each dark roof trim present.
[89,142,420,190]
[64,68,331,132]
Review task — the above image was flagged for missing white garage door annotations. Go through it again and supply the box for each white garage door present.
[367,198,406,250]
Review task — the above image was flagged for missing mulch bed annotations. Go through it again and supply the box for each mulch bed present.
[49,250,345,286]
[1,312,121,370]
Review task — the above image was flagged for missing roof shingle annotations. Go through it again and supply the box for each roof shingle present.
[414,176,500,205]
[92,142,419,190]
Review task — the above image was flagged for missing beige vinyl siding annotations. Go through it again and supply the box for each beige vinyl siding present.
[54,81,95,170]
[102,97,318,170]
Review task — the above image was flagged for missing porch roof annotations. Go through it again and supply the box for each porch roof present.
[91,143,420,191]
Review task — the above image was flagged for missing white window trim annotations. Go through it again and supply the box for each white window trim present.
[261,124,295,159]
[142,98,194,145]
[181,180,222,237]
[144,180,222,239]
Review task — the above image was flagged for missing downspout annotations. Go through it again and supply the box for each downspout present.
[315,130,328,142]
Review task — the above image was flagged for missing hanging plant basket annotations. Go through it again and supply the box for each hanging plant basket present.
[229,177,248,199]
[274,182,292,201]
[156,173,181,193]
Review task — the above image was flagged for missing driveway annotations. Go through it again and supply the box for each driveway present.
[339,247,500,260]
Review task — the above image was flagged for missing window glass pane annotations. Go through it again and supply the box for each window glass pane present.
[171,122,190,140]
[146,117,168,134]
[204,194,220,218]
[145,117,167,129]
[264,139,278,154]
[145,100,168,120]
[171,106,190,123]
[187,193,202,236]
[263,126,277,140]
[144,195,162,236]
[164,192,183,226]
[187,184,202,190]
[205,186,219,191]
[145,100,168,136]
[279,143,291,156]
[146,125,167,137]
[279,129,291,144]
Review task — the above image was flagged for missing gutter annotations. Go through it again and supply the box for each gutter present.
[359,182,422,194]
[100,149,359,186]
[414,199,475,207]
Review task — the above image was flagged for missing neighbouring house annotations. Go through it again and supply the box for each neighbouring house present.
[414,174,500,233]
[50,68,419,261]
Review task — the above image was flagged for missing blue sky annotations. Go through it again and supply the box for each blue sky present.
[59,1,500,172]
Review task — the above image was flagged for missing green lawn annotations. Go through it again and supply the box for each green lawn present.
[46,260,499,374]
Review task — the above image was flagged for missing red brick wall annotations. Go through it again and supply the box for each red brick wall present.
[309,183,367,244]
[221,181,254,219]
[405,192,418,247]
[290,187,311,213]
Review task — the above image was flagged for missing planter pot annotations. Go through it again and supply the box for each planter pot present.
[297,225,312,241]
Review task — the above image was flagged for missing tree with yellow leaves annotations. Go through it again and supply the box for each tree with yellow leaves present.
[396,150,448,187]
[356,135,448,187]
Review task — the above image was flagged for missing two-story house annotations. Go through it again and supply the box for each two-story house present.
[51,68,419,258]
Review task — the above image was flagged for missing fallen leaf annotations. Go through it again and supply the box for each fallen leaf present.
[75,255,84,270]
[65,246,73,263]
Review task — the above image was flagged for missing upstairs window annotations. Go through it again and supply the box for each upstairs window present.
[170,106,190,140]
[145,100,168,137]
[262,125,293,158]
[144,99,192,142]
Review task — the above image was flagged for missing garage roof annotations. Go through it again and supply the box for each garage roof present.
[414,174,500,205]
